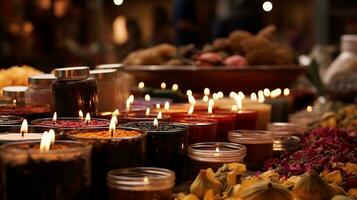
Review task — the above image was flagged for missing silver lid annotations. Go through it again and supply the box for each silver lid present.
[90,69,117,79]
[96,63,123,71]
[28,74,56,87]
[53,66,90,79]
[2,86,28,98]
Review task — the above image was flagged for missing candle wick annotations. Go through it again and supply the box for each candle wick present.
[21,131,24,137]
[111,129,114,138]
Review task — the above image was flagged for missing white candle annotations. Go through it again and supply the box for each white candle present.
[0,133,42,141]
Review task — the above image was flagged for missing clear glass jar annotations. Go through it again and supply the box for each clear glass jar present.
[52,66,98,117]
[188,142,246,177]
[268,122,306,136]
[25,74,56,106]
[228,130,274,169]
[1,86,28,104]
[107,167,175,200]
[96,64,132,110]
[90,69,121,113]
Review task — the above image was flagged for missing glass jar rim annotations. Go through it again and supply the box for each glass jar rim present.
[228,130,274,144]
[53,66,90,80]
[268,122,306,136]
[188,142,246,162]
[107,167,175,191]
[66,127,146,141]
[120,121,187,133]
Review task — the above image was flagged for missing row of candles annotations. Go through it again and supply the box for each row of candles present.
[0,80,298,199]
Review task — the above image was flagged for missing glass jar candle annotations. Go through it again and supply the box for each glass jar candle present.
[0,115,23,125]
[107,167,175,200]
[25,74,56,106]
[52,66,98,117]
[172,118,217,144]
[188,142,246,178]
[2,86,28,104]
[268,122,306,137]
[228,130,274,170]
[0,141,91,200]
[0,125,61,144]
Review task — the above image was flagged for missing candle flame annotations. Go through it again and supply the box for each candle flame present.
[231,105,238,112]
[12,99,16,107]
[153,118,159,128]
[250,93,257,101]
[20,119,28,136]
[217,91,224,98]
[172,84,178,91]
[238,91,245,99]
[40,131,51,152]
[144,94,151,101]
[126,99,131,112]
[263,88,270,97]
[270,88,282,98]
[214,147,220,156]
[48,129,55,143]
[157,112,162,119]
[79,110,84,119]
[52,112,57,123]
[208,99,214,114]
[161,82,166,89]
[212,93,219,101]
[112,109,120,117]
[202,95,209,102]
[229,91,237,98]
[306,105,312,112]
[234,96,243,110]
[258,90,264,97]
[109,116,117,137]
[188,104,194,115]
[258,93,265,103]
[145,107,150,116]
[164,101,170,111]
[188,95,196,105]
[138,82,145,89]
[186,90,192,96]
[215,147,220,152]
[155,104,161,109]
[283,88,290,96]
[143,177,149,183]
[128,95,135,103]
[85,113,91,124]
[204,88,210,96]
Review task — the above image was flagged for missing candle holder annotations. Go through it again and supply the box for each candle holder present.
[0,103,51,122]
[172,118,217,144]
[120,122,187,183]
[188,142,246,178]
[31,117,110,130]
[0,140,91,200]
[107,167,175,200]
[0,115,24,125]
[228,130,274,170]
[268,122,306,137]
[214,109,258,130]
[66,127,146,199]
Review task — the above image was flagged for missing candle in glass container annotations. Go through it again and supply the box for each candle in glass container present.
[120,121,187,182]
[0,120,45,143]
[107,167,175,200]
[0,115,24,125]
[0,137,91,200]
[188,142,246,178]
[215,104,258,130]
[66,122,146,200]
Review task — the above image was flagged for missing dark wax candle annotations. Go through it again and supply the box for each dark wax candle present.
[0,141,91,200]
[265,98,290,122]
[66,128,146,200]
[214,109,258,130]
[31,117,110,130]
[120,122,187,182]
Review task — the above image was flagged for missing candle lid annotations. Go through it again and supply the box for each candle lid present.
[188,142,246,162]
[228,130,274,144]
[90,69,117,79]
[2,86,28,98]
[96,63,123,70]
[53,66,90,80]
[28,74,56,87]
[107,167,175,191]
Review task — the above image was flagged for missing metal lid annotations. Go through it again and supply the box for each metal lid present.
[2,86,28,98]
[90,69,117,79]
[28,74,56,87]
[96,63,123,70]
[53,66,90,80]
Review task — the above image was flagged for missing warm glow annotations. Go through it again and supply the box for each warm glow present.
[20,119,28,136]
[109,116,117,137]
[258,90,264,97]
[112,109,120,117]
[85,113,91,124]
[144,94,151,101]
[283,88,290,96]
[235,96,243,110]
[52,112,57,123]
[138,82,145,89]
[263,88,271,97]
[114,0,124,6]
[217,91,224,98]
[270,88,282,98]
[202,95,209,102]
[40,131,52,152]
[161,82,166,89]
[262,1,273,12]
[214,147,220,156]
[229,91,237,98]
[49,129,55,143]
[157,112,163,119]
[204,88,210,96]
[306,105,313,112]
[126,99,131,112]
[143,177,149,183]
[238,91,245,99]
[153,118,159,128]
[155,104,161,109]
[231,105,238,112]
[145,107,150,116]
[113,16,128,45]
[212,93,219,101]
[164,101,170,110]
[208,99,214,114]
[172,84,179,91]
[128,95,135,103]
[79,110,84,120]
[186,90,192,96]
[258,93,265,103]
[12,99,16,107]
[188,104,194,115]
[188,95,196,105]
[250,93,258,101]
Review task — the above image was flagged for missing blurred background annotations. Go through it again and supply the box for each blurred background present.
[0,0,357,71]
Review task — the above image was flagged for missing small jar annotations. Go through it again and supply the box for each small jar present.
[96,64,132,110]
[273,135,300,156]
[268,122,306,137]
[25,74,56,106]
[188,142,246,178]
[52,66,98,117]
[2,86,28,104]
[228,130,274,169]
[107,167,175,200]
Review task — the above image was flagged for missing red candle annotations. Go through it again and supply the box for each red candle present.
[215,109,257,130]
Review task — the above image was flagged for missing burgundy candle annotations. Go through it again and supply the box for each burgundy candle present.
[215,108,258,130]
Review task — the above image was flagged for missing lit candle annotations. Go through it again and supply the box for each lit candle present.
[109,116,117,138]
[188,95,196,105]
[145,107,150,116]
[138,82,145,89]
[144,94,151,101]
[283,88,290,96]
[172,84,178,91]
[79,110,84,120]
[52,112,57,124]
[204,88,210,96]
[0,119,44,142]
[157,112,163,119]
[164,101,170,111]
[155,104,161,109]
[85,113,91,125]
[186,90,192,96]
[160,82,166,90]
